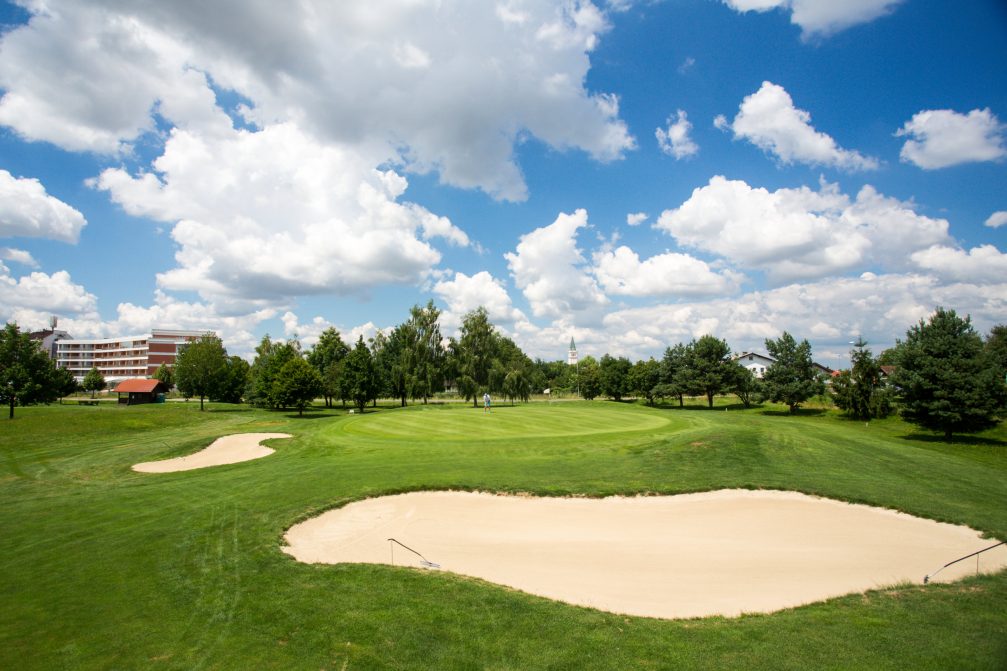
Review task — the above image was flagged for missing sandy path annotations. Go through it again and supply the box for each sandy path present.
[133,433,291,473]
[283,489,1007,619]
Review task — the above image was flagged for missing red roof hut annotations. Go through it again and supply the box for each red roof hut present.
[113,379,168,405]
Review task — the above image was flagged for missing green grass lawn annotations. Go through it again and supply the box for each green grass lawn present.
[1,400,1005,670]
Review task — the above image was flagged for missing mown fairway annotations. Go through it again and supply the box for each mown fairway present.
[2,400,1005,670]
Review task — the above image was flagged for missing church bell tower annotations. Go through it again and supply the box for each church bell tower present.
[567,337,578,366]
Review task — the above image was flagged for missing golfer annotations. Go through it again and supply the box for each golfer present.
[483,392,491,413]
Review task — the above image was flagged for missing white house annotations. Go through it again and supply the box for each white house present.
[733,352,775,378]
[732,351,835,379]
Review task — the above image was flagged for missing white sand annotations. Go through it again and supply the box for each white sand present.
[283,489,1007,619]
[132,433,291,473]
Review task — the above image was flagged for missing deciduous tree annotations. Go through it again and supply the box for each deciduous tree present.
[174,333,227,411]
[49,365,78,403]
[690,335,738,408]
[246,336,301,408]
[599,354,631,401]
[628,357,661,406]
[81,365,106,400]
[153,363,174,390]
[577,356,601,401]
[0,322,56,418]
[502,368,531,405]
[730,366,762,408]
[456,307,497,407]
[212,356,249,404]
[342,336,379,413]
[273,357,324,416]
[307,328,349,408]
[408,300,445,403]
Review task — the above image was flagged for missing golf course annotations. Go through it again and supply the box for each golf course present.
[2,400,1006,669]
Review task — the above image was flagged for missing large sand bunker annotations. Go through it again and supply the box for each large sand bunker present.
[283,490,1007,619]
[133,433,291,473]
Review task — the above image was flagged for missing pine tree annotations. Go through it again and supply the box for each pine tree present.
[763,332,824,413]
[891,308,1006,440]
[831,340,890,420]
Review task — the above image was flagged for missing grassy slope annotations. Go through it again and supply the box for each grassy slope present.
[1,400,1005,670]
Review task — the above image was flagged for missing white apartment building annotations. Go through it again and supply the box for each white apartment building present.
[56,329,211,384]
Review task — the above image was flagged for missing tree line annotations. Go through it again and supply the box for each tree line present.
[2,306,1005,439]
[173,302,535,415]
[557,331,827,413]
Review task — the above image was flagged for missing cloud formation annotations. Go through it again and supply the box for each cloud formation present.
[593,246,743,297]
[722,0,903,39]
[909,244,1007,284]
[0,170,87,243]
[897,108,1007,170]
[986,211,1007,229]
[655,176,949,281]
[0,0,634,201]
[0,266,99,325]
[717,82,878,171]
[95,122,468,309]
[433,270,529,333]
[656,110,698,159]
[601,271,1004,360]
[505,209,608,322]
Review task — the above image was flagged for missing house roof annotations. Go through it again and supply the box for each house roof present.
[733,351,834,375]
[732,352,776,364]
[114,379,164,393]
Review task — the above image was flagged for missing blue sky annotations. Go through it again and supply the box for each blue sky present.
[0,0,1004,367]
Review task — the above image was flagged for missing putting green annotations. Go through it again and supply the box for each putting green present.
[336,402,672,440]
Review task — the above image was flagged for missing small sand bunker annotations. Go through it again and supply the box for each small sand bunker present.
[133,433,291,473]
[283,490,1007,619]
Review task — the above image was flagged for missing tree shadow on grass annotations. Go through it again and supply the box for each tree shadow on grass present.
[759,408,828,417]
[652,401,762,411]
[901,433,1006,448]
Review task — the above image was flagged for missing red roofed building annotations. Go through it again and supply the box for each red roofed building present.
[113,378,169,405]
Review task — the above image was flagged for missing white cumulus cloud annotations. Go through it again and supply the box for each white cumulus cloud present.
[432,270,529,333]
[505,209,608,322]
[592,246,743,297]
[626,212,648,226]
[0,266,99,324]
[0,0,635,202]
[0,170,87,243]
[986,211,1007,229]
[722,0,904,39]
[720,82,878,171]
[94,122,468,310]
[910,244,1007,284]
[655,176,950,281]
[896,108,1007,170]
[0,247,38,267]
[656,110,698,159]
[603,271,1005,362]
